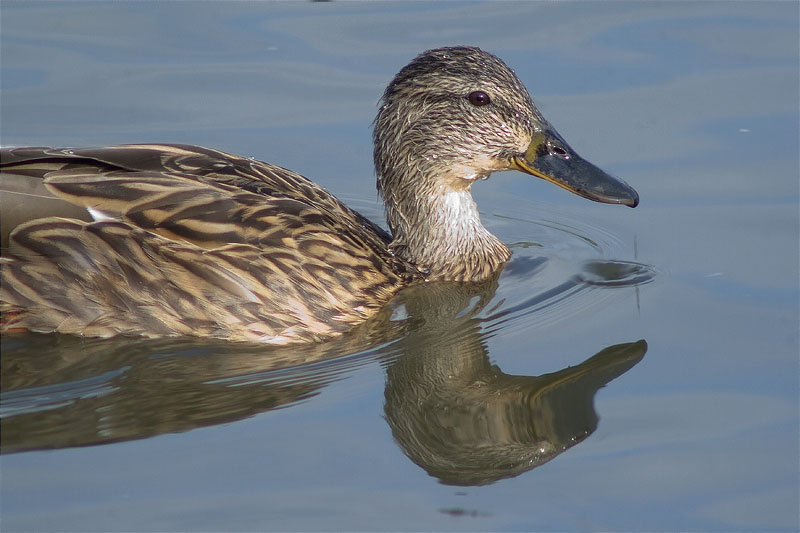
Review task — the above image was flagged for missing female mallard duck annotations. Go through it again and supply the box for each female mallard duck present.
[0,46,638,344]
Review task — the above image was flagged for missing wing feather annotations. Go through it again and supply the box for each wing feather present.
[1,144,419,343]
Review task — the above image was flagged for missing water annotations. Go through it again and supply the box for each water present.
[1,1,798,531]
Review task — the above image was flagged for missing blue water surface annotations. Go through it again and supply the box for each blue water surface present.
[1,1,798,531]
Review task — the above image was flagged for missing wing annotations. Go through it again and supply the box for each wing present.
[1,144,418,343]
[2,144,394,248]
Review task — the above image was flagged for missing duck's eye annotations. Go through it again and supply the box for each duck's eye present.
[467,91,491,106]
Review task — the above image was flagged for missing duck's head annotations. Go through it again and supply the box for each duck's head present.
[374,46,638,280]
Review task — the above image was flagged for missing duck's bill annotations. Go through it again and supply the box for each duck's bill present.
[512,128,639,208]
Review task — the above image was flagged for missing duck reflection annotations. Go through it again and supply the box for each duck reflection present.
[385,281,647,485]
[384,277,646,485]
[1,262,647,486]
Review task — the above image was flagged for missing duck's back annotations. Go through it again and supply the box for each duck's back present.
[0,144,418,343]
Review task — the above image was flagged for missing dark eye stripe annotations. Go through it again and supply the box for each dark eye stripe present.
[468,91,491,106]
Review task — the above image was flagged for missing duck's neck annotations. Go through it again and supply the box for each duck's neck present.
[384,179,511,282]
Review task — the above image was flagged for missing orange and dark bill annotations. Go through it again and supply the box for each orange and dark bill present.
[513,126,639,208]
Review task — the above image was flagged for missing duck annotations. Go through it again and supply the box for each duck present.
[0,46,638,344]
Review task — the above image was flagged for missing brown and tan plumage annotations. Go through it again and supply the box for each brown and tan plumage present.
[0,47,638,344]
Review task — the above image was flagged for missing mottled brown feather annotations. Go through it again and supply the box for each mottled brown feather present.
[1,144,421,343]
